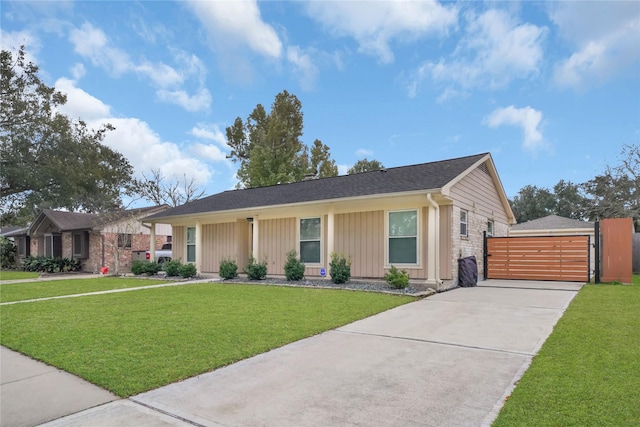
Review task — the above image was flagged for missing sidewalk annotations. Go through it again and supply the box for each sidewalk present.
[3,280,579,427]
[0,347,117,427]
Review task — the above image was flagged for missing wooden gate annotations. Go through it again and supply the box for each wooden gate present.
[486,235,590,282]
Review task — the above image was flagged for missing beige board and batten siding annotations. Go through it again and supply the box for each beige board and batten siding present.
[200,222,239,273]
[172,226,186,263]
[334,210,385,278]
[258,217,296,276]
[438,205,453,280]
[334,208,429,280]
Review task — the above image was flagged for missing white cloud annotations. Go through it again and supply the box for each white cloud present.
[408,9,546,98]
[54,78,214,186]
[68,22,210,112]
[70,63,86,80]
[189,124,229,149]
[156,88,212,112]
[55,77,111,120]
[355,148,374,158]
[337,164,350,176]
[551,2,640,90]
[306,0,458,64]
[191,142,227,162]
[287,46,320,91]
[0,30,40,65]
[484,105,547,152]
[185,0,282,59]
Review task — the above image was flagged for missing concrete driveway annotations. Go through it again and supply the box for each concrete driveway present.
[35,280,580,427]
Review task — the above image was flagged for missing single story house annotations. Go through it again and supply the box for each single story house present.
[13,206,172,274]
[144,153,516,290]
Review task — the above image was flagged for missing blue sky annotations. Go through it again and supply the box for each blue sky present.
[2,1,639,205]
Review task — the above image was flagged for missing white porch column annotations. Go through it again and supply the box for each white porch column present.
[426,194,441,287]
[195,220,202,274]
[327,208,335,266]
[252,216,259,259]
[149,223,156,262]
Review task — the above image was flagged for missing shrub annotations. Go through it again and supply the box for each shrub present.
[162,260,182,277]
[329,252,351,284]
[384,265,410,289]
[219,259,238,280]
[246,257,267,280]
[131,260,161,276]
[284,250,305,281]
[0,237,16,269]
[178,263,197,278]
[21,256,80,273]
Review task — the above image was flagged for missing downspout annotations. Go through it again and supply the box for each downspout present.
[426,194,442,288]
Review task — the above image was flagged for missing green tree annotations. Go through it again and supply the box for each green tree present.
[1,46,133,224]
[582,144,640,230]
[553,180,588,220]
[347,158,385,174]
[226,90,337,188]
[509,185,555,223]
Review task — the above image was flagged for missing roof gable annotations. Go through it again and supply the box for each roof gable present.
[146,153,490,220]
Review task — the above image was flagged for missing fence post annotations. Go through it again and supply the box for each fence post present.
[594,220,600,284]
[483,231,488,280]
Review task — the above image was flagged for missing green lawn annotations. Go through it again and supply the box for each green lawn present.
[0,283,414,397]
[0,270,40,281]
[493,280,640,426]
[0,277,169,303]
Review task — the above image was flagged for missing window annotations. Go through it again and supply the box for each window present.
[72,232,89,258]
[487,221,494,237]
[460,210,468,237]
[299,217,321,264]
[388,210,418,264]
[44,234,62,257]
[186,227,196,263]
[17,236,30,258]
[117,233,132,249]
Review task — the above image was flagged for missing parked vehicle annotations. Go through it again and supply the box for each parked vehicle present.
[146,243,172,263]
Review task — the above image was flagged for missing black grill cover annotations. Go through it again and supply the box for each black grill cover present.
[458,256,478,287]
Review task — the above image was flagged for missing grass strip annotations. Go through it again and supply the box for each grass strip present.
[493,282,640,426]
[0,270,40,281]
[0,283,414,397]
[0,277,169,303]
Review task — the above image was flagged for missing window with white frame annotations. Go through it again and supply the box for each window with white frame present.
[460,210,468,237]
[186,227,196,263]
[487,220,494,237]
[388,210,418,264]
[299,217,321,264]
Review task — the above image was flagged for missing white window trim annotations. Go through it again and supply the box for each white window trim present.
[298,216,323,266]
[385,209,421,268]
[186,226,196,264]
[460,209,468,238]
[487,220,494,237]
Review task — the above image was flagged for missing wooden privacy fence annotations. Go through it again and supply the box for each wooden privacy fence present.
[485,235,590,282]
[600,218,633,283]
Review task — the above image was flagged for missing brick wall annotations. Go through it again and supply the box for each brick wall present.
[449,205,509,286]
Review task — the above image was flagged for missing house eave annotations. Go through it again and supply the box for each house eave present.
[143,189,445,225]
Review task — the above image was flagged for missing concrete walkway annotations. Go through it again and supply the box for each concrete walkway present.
[0,279,579,427]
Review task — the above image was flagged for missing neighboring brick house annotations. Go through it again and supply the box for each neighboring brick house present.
[15,206,172,274]
[144,153,516,290]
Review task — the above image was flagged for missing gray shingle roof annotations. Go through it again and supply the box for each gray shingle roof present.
[511,215,593,231]
[146,153,488,220]
[33,206,169,232]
